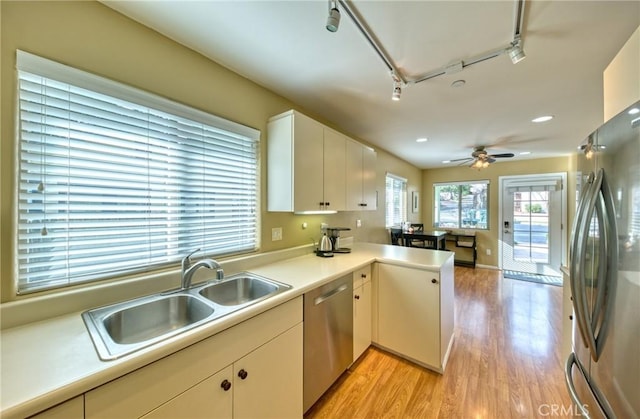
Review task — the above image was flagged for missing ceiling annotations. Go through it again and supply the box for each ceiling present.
[102,1,639,169]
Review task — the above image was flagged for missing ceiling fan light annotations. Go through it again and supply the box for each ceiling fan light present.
[508,44,526,64]
[326,3,340,32]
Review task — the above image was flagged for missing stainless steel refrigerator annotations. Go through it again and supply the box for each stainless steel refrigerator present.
[566,100,640,418]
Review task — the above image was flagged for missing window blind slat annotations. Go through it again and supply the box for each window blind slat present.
[16,56,259,294]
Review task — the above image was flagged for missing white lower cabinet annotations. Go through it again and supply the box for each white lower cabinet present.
[86,297,303,419]
[375,261,454,373]
[233,323,303,419]
[142,366,233,419]
[352,265,372,362]
[143,323,303,419]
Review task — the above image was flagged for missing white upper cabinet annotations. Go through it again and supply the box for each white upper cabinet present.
[268,110,375,213]
[268,110,346,212]
[604,27,639,122]
[345,139,377,211]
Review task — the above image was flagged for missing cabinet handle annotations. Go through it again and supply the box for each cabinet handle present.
[325,202,330,206]
[569,315,573,321]
[354,294,360,300]
[361,273,367,278]
[431,278,438,284]
[238,369,248,380]
[220,379,231,391]
[319,202,325,206]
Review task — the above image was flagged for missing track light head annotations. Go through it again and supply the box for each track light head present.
[326,1,340,32]
[391,72,402,101]
[392,84,401,101]
[508,42,526,64]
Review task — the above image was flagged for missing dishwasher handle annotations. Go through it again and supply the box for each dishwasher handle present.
[314,284,348,305]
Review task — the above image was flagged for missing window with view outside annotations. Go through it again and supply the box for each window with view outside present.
[434,181,489,229]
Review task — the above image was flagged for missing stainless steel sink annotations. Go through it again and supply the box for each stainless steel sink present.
[82,272,291,360]
[102,294,214,344]
[198,275,283,306]
[83,293,215,360]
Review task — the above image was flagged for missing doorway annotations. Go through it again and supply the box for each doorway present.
[499,173,566,278]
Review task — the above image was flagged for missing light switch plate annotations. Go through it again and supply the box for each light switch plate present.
[272,227,283,241]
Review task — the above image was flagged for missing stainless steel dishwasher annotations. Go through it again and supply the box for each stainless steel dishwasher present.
[303,274,353,412]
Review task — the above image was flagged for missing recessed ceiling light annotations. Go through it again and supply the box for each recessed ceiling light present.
[519,151,531,155]
[451,80,466,88]
[442,160,451,164]
[629,108,640,115]
[532,115,554,123]
[416,138,428,143]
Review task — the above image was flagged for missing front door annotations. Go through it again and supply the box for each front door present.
[500,174,565,276]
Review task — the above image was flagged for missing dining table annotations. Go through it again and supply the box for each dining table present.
[401,230,448,250]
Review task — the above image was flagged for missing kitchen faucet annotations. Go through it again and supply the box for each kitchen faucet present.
[181,248,224,289]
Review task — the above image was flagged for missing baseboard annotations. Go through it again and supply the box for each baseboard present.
[475,264,500,270]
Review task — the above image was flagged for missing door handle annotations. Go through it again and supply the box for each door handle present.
[564,354,591,418]
[314,284,348,305]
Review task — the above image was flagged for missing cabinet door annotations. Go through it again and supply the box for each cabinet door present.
[30,396,84,419]
[293,113,324,211]
[377,264,440,368]
[353,281,372,362]
[142,366,233,419]
[345,139,364,211]
[233,323,303,419]
[361,145,377,211]
[322,128,346,211]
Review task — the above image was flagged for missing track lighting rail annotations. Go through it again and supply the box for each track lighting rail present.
[328,0,527,98]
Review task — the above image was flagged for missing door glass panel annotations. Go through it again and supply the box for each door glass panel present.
[512,191,550,263]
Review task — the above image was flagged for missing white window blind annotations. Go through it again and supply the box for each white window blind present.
[385,173,407,227]
[16,51,260,294]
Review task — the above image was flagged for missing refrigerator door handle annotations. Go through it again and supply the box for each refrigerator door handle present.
[565,353,592,418]
[591,169,619,361]
[571,172,598,350]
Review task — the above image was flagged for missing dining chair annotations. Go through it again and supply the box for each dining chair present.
[390,228,403,246]
[408,224,428,247]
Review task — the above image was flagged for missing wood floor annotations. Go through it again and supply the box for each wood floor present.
[305,267,572,418]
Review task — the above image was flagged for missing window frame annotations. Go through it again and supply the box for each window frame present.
[385,173,407,228]
[433,180,490,230]
[15,50,261,294]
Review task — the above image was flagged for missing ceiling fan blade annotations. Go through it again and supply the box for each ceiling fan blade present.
[489,153,515,158]
[448,157,473,163]
[487,157,496,163]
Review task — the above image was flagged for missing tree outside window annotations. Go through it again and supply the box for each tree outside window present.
[434,182,489,229]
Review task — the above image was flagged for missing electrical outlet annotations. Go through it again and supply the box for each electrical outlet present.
[272,227,283,241]
[356,219,362,228]
[486,249,491,256]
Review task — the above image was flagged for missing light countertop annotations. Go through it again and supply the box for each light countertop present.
[0,243,453,418]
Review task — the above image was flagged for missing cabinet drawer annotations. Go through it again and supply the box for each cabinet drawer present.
[352,265,372,289]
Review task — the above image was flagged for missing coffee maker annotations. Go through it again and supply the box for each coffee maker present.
[327,227,351,253]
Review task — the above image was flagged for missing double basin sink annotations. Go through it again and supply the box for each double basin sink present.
[82,273,291,360]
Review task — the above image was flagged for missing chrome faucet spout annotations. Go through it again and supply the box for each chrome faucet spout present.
[181,252,223,289]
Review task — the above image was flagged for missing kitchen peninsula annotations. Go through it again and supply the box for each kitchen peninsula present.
[0,243,454,419]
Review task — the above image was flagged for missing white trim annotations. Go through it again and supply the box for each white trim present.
[16,50,260,140]
[498,172,568,272]
[385,172,407,182]
[434,179,489,187]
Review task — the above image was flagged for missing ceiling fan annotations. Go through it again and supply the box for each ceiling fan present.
[449,146,515,169]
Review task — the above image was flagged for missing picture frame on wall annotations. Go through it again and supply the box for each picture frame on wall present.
[412,191,419,213]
